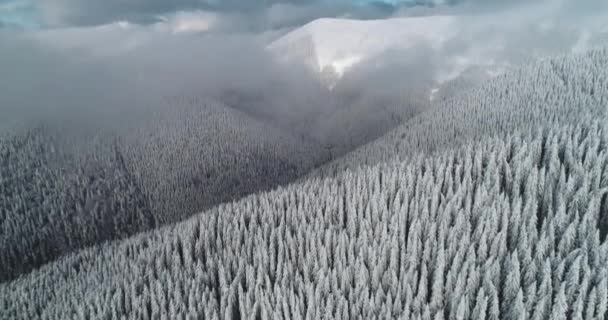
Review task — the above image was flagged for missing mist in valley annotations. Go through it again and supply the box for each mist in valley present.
[1,1,608,317]
[1,0,606,149]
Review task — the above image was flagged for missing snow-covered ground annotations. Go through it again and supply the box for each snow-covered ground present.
[268,11,608,91]
[266,15,511,93]
[268,16,457,78]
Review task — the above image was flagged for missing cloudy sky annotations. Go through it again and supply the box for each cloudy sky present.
[3,0,604,32]
[0,0,606,133]
[0,0,372,29]
[0,0,498,30]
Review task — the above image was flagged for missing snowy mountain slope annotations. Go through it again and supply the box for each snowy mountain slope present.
[3,109,608,320]
[266,15,511,93]
[267,16,456,79]
[0,98,329,282]
[315,48,608,177]
[308,80,433,156]
[264,16,461,154]
[118,98,329,225]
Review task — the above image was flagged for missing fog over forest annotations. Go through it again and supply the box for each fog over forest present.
[1,0,606,141]
[1,0,608,319]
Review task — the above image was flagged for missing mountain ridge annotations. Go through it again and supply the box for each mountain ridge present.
[267,15,456,82]
[314,48,608,177]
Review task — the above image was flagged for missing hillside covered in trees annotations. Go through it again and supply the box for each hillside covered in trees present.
[2,114,607,320]
[317,49,608,176]
[2,48,608,319]
[0,99,328,282]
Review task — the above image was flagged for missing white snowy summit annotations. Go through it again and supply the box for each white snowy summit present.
[268,16,456,82]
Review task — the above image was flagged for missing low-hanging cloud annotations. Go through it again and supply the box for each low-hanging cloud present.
[33,0,394,29]
[6,0,608,32]
[1,0,607,148]
[0,26,332,136]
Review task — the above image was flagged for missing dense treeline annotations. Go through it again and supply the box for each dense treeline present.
[0,127,153,282]
[2,116,608,319]
[318,48,608,176]
[0,99,328,282]
[313,81,432,156]
[118,97,326,225]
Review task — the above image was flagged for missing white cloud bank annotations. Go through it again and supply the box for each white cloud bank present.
[1,0,607,134]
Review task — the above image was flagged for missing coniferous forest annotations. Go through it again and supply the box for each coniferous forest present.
[2,42,608,320]
[0,100,328,282]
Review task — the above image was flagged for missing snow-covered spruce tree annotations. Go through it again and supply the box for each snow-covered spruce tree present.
[0,99,328,282]
[2,114,608,319]
[117,98,327,225]
[318,48,608,176]
[0,127,154,282]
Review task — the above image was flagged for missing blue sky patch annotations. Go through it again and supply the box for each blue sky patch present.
[0,0,39,28]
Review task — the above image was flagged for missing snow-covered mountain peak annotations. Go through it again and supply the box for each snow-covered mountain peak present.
[268,16,457,80]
